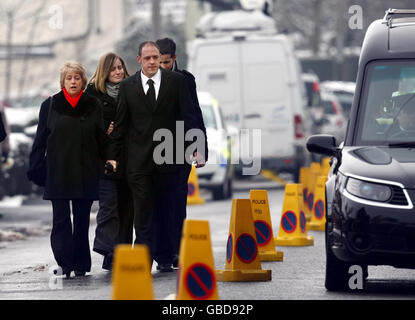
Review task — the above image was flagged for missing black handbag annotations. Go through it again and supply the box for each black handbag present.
[27,97,53,187]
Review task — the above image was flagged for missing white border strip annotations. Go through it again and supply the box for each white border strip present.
[341,172,414,209]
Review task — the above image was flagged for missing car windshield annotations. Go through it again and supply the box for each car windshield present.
[3,95,45,108]
[200,103,217,129]
[356,60,415,146]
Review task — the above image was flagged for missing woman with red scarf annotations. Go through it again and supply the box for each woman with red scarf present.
[28,61,108,278]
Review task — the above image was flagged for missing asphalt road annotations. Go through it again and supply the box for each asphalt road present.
[1,176,415,301]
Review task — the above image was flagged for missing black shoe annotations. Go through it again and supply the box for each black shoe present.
[173,255,179,269]
[156,263,173,273]
[102,253,113,271]
[74,271,86,277]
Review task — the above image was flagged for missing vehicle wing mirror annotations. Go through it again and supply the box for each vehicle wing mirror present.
[306,134,338,157]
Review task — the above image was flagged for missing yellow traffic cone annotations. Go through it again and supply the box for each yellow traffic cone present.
[249,190,283,261]
[320,157,331,178]
[176,219,219,300]
[274,184,314,246]
[307,176,327,231]
[187,165,205,205]
[305,162,321,221]
[216,199,272,282]
[299,167,310,210]
[111,244,154,300]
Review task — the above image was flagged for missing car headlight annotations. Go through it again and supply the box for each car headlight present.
[346,177,392,202]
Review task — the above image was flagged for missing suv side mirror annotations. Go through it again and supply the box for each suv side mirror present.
[306,134,338,157]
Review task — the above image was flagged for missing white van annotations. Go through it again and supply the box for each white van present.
[187,13,309,180]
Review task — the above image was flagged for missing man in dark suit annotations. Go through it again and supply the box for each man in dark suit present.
[106,41,204,271]
[156,37,208,269]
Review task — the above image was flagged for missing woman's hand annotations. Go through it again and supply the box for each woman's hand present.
[107,121,114,135]
[106,160,117,172]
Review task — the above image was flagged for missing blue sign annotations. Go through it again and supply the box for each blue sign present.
[188,183,195,196]
[254,220,272,246]
[300,211,306,233]
[307,193,314,210]
[185,263,215,299]
[314,200,325,220]
[281,211,297,233]
[236,233,257,263]
[226,234,233,263]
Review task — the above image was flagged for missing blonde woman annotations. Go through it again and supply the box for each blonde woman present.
[86,53,133,271]
[28,61,107,278]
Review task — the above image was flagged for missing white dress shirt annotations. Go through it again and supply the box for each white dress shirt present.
[141,69,161,100]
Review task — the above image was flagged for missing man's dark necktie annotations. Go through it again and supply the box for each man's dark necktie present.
[147,79,156,108]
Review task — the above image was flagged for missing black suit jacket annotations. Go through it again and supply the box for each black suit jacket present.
[175,66,208,162]
[108,68,198,174]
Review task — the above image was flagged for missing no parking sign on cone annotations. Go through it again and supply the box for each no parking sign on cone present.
[274,184,314,246]
[187,165,205,205]
[216,199,271,282]
[249,190,283,262]
[307,176,328,231]
[176,219,218,300]
[305,163,321,221]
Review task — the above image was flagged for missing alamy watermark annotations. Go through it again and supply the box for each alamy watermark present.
[48,5,63,30]
[349,5,363,30]
[152,121,261,175]
[348,265,364,290]
[48,266,63,290]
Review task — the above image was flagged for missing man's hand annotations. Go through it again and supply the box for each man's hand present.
[106,160,117,172]
[107,121,114,135]
[191,152,206,168]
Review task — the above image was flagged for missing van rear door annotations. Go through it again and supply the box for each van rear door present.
[240,37,294,159]
[189,39,242,130]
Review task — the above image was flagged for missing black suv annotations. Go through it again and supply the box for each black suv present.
[307,9,415,291]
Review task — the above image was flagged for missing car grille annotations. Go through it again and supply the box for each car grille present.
[389,185,409,206]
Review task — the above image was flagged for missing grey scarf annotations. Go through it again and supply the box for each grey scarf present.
[105,82,120,99]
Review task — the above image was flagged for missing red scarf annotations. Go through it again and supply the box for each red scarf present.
[63,87,83,108]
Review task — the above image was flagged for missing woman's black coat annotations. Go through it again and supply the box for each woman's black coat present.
[28,90,108,200]
[85,83,126,180]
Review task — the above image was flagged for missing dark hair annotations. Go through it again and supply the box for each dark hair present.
[138,41,160,56]
[156,38,176,56]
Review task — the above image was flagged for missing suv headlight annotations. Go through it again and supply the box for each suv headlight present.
[346,177,392,202]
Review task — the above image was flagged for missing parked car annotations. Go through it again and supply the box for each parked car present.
[0,90,48,197]
[302,72,322,111]
[1,90,46,132]
[196,91,234,200]
[307,8,415,291]
[318,91,347,143]
[320,80,355,119]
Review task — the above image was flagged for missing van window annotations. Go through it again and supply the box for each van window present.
[200,103,217,130]
[356,60,415,145]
